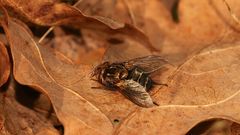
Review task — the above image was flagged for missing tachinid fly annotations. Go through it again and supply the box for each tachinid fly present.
[92,55,168,108]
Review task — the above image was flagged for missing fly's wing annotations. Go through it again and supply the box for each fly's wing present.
[103,41,168,73]
[117,80,155,108]
[124,55,169,73]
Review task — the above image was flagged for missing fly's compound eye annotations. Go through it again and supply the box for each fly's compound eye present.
[108,67,117,74]
[106,67,118,77]
[106,73,112,77]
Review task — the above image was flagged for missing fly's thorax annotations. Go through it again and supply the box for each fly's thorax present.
[101,63,128,87]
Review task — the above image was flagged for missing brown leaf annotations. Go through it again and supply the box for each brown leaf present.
[111,42,240,134]
[142,0,240,64]
[154,43,240,105]
[2,0,156,52]
[76,0,140,25]
[42,27,106,64]
[0,80,59,135]
[231,123,240,135]
[116,85,240,135]
[0,41,10,87]
[2,1,240,134]
[36,128,59,135]
[1,17,115,134]
[186,119,233,135]
[77,0,240,66]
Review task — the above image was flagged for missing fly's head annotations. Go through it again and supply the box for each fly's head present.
[91,62,110,83]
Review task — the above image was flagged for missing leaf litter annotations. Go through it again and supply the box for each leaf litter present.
[1,0,240,135]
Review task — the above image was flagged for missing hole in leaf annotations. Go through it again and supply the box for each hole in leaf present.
[113,119,120,124]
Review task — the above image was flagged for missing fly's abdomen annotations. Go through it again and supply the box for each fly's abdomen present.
[127,67,152,91]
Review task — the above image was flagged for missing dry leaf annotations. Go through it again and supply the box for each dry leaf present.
[76,0,240,65]
[2,0,156,52]
[116,84,240,135]
[231,123,240,135]
[0,80,59,135]
[42,26,106,64]
[111,41,240,134]
[186,119,233,135]
[154,43,240,105]
[1,0,240,135]
[2,17,114,134]
[4,14,240,135]
[0,41,10,87]
[36,128,59,135]
[0,11,171,135]
[142,0,240,65]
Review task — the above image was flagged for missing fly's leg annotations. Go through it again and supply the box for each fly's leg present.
[91,85,117,91]
[153,101,159,106]
[153,81,168,87]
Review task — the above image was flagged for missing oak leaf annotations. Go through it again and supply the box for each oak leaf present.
[3,19,112,134]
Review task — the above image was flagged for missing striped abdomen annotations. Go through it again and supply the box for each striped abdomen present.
[127,67,152,91]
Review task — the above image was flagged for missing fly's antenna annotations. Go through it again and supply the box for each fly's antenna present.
[90,65,97,78]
